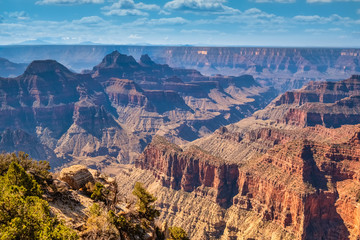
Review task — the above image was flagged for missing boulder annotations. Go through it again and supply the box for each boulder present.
[59,165,95,190]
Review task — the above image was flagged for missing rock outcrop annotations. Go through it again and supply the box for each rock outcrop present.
[136,125,360,239]
[136,136,239,208]
[59,165,95,190]
[255,75,360,128]
[95,51,277,145]
[0,59,134,165]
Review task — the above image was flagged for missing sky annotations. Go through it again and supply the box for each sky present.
[0,0,359,47]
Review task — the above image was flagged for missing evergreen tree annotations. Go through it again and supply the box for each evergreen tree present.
[0,160,78,240]
[132,182,160,226]
[168,227,190,240]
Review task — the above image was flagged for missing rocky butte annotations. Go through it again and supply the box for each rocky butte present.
[1,46,359,92]
[126,75,360,239]
[0,51,276,167]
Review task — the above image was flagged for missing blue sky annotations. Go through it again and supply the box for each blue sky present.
[0,0,359,47]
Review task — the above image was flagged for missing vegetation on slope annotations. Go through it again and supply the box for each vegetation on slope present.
[0,152,189,240]
[0,152,78,239]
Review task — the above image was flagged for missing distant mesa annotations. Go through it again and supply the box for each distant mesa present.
[0,57,27,77]
[24,60,71,75]
[1,46,360,92]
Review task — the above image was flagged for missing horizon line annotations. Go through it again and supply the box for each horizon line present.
[1,44,360,49]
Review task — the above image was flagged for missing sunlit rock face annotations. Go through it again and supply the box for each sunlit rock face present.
[0,52,276,166]
[133,76,360,239]
[0,59,132,166]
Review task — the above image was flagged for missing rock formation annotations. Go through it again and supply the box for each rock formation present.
[133,76,360,239]
[255,75,360,128]
[2,46,359,91]
[0,59,134,165]
[59,164,95,190]
[0,52,275,166]
[93,51,277,146]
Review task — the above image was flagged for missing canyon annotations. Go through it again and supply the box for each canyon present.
[0,51,275,167]
[1,46,360,239]
[129,75,360,239]
[1,46,359,91]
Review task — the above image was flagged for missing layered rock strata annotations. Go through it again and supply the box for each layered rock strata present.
[133,76,360,239]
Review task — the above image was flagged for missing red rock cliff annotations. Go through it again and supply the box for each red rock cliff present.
[137,129,360,239]
[136,136,239,207]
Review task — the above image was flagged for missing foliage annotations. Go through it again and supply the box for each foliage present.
[83,181,189,240]
[168,226,190,240]
[4,161,42,197]
[0,157,78,240]
[108,210,143,240]
[0,152,50,184]
[82,203,119,240]
[90,202,102,216]
[132,181,160,226]
[91,182,109,202]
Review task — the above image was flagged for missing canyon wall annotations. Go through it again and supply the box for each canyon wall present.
[136,127,360,239]
[1,46,359,91]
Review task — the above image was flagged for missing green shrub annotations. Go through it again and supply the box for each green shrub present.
[168,226,190,240]
[0,157,78,240]
[91,182,109,201]
[132,181,160,225]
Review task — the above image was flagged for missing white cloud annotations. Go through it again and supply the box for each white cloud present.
[164,0,240,14]
[128,34,142,39]
[102,0,160,16]
[212,8,285,26]
[103,9,149,16]
[180,29,220,34]
[159,10,172,15]
[36,0,104,5]
[129,17,189,26]
[293,14,356,25]
[72,16,106,25]
[305,28,342,33]
[149,17,189,25]
[7,11,29,20]
[357,9,360,14]
[103,0,160,11]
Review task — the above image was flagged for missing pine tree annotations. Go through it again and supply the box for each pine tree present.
[132,182,160,226]
[0,160,78,240]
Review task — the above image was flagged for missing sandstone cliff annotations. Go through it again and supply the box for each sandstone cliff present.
[0,52,276,166]
[131,76,360,239]
[94,51,277,145]
[0,59,135,165]
[135,125,360,239]
[254,75,360,128]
